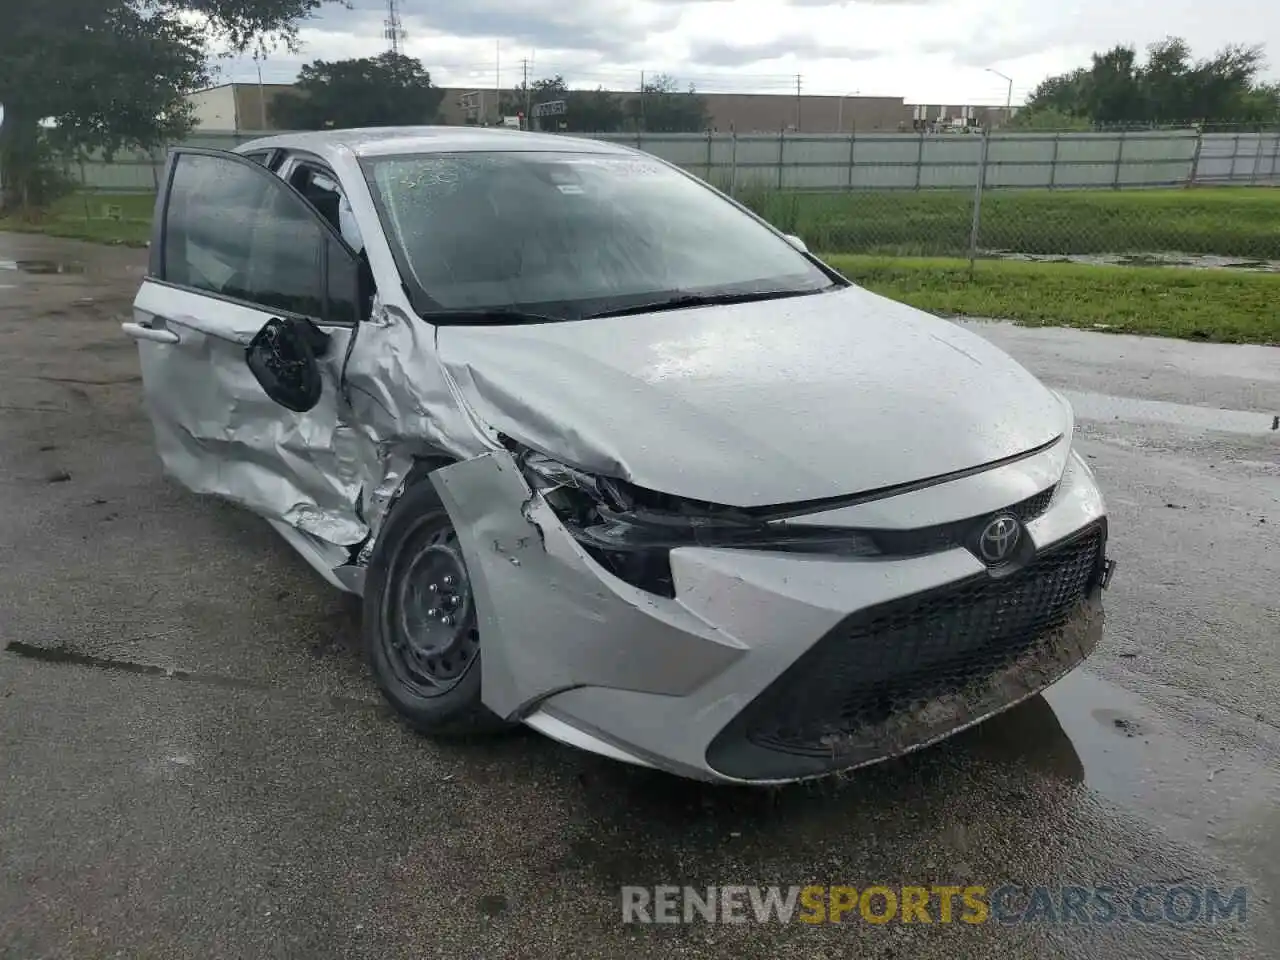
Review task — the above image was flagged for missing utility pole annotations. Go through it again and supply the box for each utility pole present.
[522,57,533,128]
[495,41,500,125]
[383,0,405,55]
[795,74,802,132]
[254,53,267,130]
[639,70,646,132]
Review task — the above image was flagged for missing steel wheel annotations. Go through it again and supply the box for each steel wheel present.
[380,511,481,697]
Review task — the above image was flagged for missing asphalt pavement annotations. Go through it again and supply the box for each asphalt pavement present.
[1,233,1277,959]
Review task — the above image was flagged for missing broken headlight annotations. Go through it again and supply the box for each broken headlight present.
[515,449,879,598]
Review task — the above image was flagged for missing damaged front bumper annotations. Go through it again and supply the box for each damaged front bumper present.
[433,447,1113,785]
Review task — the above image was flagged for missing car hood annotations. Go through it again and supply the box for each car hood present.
[436,285,1067,507]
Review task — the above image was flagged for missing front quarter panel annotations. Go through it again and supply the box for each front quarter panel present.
[429,452,745,720]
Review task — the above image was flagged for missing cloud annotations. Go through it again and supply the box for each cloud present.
[215,0,1280,107]
[311,0,682,56]
[690,37,882,66]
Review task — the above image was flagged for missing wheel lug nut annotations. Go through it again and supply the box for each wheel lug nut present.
[443,575,455,587]
[426,607,438,617]
[441,615,453,626]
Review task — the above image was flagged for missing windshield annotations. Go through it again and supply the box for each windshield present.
[362,150,836,319]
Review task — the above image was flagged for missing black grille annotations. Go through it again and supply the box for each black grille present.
[1011,485,1057,523]
[868,484,1057,558]
[707,522,1105,779]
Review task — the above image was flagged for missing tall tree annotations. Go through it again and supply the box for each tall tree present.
[270,53,445,129]
[0,0,332,208]
[1019,37,1278,127]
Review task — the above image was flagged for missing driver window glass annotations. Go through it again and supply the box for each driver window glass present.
[163,153,326,320]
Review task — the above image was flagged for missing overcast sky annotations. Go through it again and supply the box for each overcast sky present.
[217,0,1280,106]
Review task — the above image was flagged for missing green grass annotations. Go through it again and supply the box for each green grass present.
[0,192,154,247]
[826,254,1280,344]
[742,186,1280,259]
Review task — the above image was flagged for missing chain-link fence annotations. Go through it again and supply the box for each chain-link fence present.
[38,125,1280,269]
[651,127,1280,269]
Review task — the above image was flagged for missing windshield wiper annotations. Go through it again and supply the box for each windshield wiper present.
[586,287,828,320]
[420,308,568,326]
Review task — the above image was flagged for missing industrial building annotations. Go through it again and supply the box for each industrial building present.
[186,82,1010,136]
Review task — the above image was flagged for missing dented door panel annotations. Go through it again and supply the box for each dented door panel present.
[134,281,369,545]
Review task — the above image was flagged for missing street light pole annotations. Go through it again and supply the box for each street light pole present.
[985,68,1013,127]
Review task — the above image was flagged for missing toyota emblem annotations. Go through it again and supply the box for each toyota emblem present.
[978,515,1021,564]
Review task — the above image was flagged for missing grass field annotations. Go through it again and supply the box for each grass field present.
[740,186,1280,259]
[828,255,1280,344]
[2,189,1276,344]
[0,192,155,247]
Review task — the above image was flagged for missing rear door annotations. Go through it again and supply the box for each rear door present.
[125,147,370,547]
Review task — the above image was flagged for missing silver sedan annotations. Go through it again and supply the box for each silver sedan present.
[124,127,1115,783]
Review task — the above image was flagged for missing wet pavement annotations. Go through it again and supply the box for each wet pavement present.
[1,233,1277,959]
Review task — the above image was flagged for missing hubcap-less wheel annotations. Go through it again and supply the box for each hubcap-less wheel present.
[383,514,480,697]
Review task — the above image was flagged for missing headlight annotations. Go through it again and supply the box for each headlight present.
[515,447,879,597]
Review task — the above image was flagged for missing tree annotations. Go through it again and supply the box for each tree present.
[565,88,626,134]
[0,0,333,208]
[501,76,627,133]
[270,53,445,130]
[629,75,709,133]
[1018,37,1279,128]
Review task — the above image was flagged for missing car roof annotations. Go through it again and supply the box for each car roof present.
[236,126,637,162]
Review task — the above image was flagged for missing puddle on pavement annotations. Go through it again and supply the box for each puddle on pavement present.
[1042,670,1279,876]
[1061,389,1278,436]
[0,259,87,275]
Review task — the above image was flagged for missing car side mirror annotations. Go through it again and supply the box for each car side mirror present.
[245,316,330,413]
[784,234,809,253]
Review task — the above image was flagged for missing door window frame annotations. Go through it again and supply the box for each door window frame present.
[150,146,362,327]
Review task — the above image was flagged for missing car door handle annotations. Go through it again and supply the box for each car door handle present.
[122,321,179,344]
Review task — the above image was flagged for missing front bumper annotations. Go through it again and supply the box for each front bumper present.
[433,444,1112,785]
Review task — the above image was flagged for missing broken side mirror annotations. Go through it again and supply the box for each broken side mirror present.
[245,316,330,413]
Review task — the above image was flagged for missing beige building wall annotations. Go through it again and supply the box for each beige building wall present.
[187,86,239,130]
[233,84,298,132]
[185,83,1001,135]
[701,93,912,133]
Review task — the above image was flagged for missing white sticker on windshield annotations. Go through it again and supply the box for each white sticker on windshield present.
[556,184,585,195]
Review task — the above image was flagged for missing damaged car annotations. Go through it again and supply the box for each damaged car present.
[124,127,1116,784]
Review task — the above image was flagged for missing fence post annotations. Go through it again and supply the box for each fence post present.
[1187,129,1203,188]
[913,130,925,190]
[846,128,856,191]
[777,128,786,191]
[1231,132,1242,182]
[729,131,738,197]
[1249,134,1265,185]
[967,127,991,273]
[1111,130,1126,190]
[705,129,714,183]
[1048,132,1061,189]
[1269,133,1280,184]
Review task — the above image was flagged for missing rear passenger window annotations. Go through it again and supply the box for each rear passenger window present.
[162,153,327,320]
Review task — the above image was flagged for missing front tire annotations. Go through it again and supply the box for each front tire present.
[363,477,506,735]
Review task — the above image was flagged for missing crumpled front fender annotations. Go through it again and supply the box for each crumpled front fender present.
[429,451,744,720]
